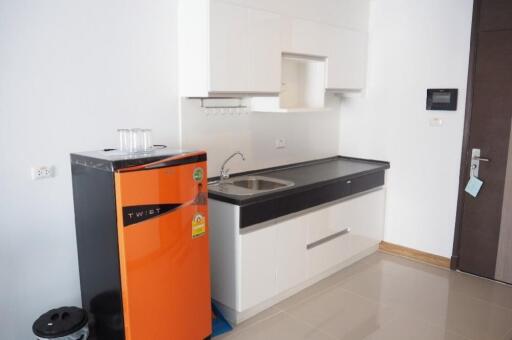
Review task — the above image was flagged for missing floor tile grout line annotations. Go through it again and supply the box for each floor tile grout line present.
[225,252,512,340]
[282,283,407,338]
[500,325,512,340]
[407,313,476,340]
[447,284,512,313]
[281,310,339,340]
[226,309,285,337]
[381,251,512,312]
[348,253,512,315]
[225,259,380,336]
[277,266,374,311]
[334,282,486,340]
[338,284,495,340]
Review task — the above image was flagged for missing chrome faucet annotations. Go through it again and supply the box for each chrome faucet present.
[220,151,246,180]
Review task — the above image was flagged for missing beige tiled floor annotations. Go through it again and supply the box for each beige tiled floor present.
[216,251,512,340]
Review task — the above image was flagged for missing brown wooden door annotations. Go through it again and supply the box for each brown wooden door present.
[455,0,512,282]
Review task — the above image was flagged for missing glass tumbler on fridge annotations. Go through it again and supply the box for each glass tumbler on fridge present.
[130,128,144,153]
[142,129,152,152]
[118,129,130,153]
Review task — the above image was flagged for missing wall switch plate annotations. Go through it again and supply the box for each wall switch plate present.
[275,138,286,149]
[31,166,54,180]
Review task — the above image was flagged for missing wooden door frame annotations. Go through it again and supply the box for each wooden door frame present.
[451,0,481,270]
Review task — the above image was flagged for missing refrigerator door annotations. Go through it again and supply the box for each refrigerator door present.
[114,159,211,340]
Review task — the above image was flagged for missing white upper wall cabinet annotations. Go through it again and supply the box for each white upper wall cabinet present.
[179,0,282,97]
[179,0,369,97]
[287,19,368,91]
[209,1,250,92]
[248,9,282,93]
[218,0,369,32]
[326,27,368,90]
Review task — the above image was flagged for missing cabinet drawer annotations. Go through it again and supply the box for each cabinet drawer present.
[307,228,355,277]
[307,188,385,244]
[307,200,350,244]
[306,188,386,277]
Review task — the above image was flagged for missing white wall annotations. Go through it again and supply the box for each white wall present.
[339,0,473,257]
[181,96,340,176]
[0,1,180,339]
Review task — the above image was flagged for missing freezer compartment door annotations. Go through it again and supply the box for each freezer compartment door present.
[115,161,211,340]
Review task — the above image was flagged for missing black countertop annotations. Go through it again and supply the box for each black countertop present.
[209,156,389,228]
[208,156,390,207]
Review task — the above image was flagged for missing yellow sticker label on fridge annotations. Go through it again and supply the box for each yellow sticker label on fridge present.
[192,213,206,238]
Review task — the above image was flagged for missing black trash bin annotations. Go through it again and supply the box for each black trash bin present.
[33,306,89,340]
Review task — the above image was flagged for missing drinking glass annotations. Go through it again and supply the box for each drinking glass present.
[130,128,144,153]
[117,129,130,153]
[142,129,153,152]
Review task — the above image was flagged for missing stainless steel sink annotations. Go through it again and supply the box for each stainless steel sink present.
[209,175,294,196]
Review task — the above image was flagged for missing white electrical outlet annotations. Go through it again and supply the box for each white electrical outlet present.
[31,166,54,180]
[275,138,286,149]
[430,118,443,127]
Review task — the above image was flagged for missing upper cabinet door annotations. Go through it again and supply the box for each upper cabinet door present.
[327,28,367,90]
[248,9,282,93]
[290,19,330,57]
[290,19,367,90]
[210,1,250,93]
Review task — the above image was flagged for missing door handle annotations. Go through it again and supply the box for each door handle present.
[470,148,491,178]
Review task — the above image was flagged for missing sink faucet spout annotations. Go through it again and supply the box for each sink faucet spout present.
[220,151,246,180]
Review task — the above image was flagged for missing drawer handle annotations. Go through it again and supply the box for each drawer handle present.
[306,228,351,250]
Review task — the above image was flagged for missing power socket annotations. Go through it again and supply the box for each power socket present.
[275,138,286,149]
[31,166,54,180]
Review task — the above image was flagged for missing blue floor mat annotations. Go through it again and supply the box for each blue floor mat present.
[212,302,233,337]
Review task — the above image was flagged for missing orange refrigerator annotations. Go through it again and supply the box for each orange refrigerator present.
[71,150,212,340]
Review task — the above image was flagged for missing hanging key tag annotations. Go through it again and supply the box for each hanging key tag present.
[465,176,484,198]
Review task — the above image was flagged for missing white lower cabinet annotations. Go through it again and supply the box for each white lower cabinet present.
[210,188,385,324]
[239,225,277,310]
[276,217,309,294]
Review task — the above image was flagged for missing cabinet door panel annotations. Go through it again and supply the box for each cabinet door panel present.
[210,1,249,92]
[276,217,308,293]
[239,226,277,310]
[248,9,282,92]
[291,19,330,56]
[342,189,385,242]
[327,27,367,90]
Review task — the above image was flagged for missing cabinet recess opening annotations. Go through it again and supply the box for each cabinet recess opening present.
[280,53,326,110]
